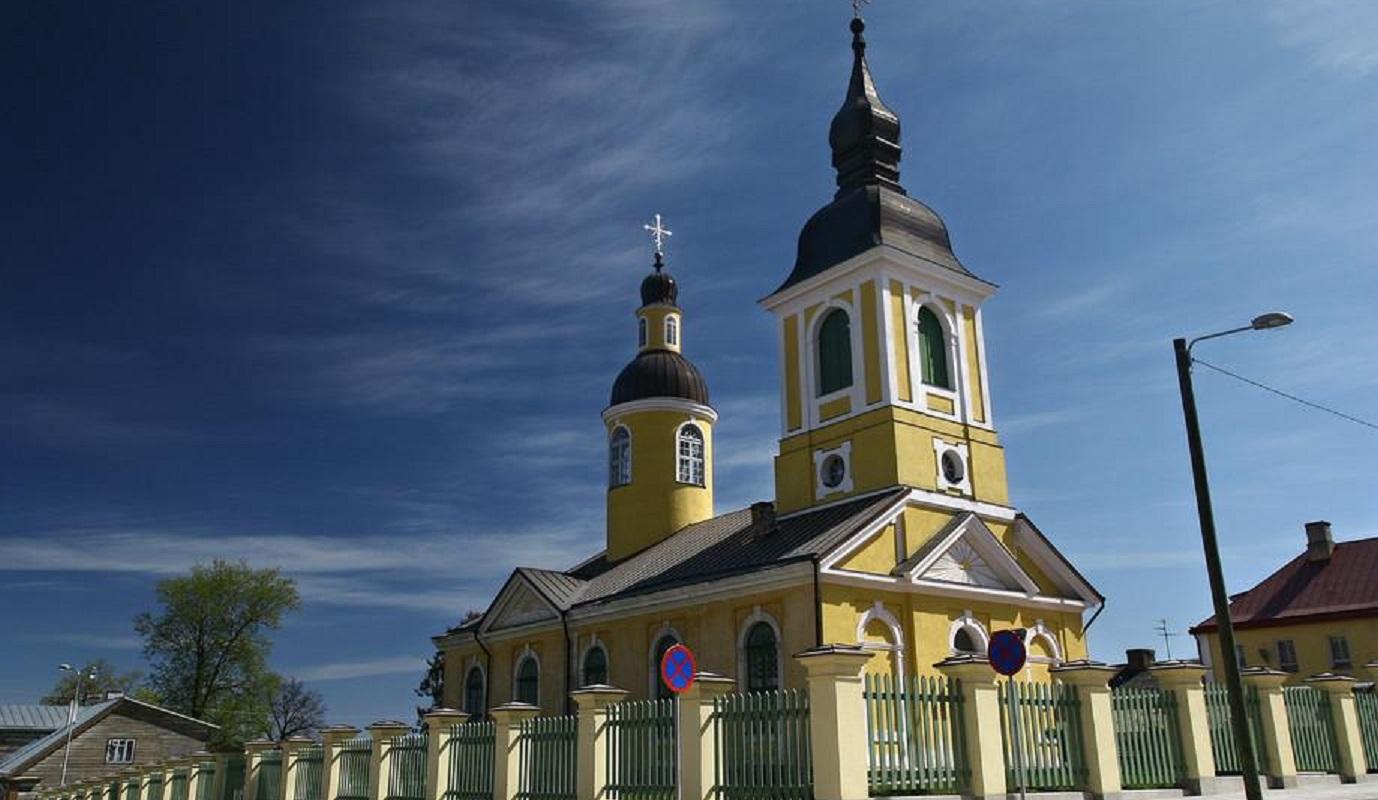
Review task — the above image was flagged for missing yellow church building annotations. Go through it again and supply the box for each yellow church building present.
[433,17,1103,716]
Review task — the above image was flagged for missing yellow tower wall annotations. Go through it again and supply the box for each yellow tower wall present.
[605,407,714,561]
[636,305,682,353]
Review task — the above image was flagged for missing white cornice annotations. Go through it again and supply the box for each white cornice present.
[821,569,1088,612]
[759,246,997,313]
[602,397,718,424]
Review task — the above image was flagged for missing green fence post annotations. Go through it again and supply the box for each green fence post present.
[116,769,141,800]
[367,723,412,800]
[422,709,467,800]
[321,727,361,800]
[1052,661,1121,800]
[1150,662,1217,794]
[1306,674,1368,781]
[569,686,627,800]
[489,704,540,800]
[1240,669,1297,787]
[676,673,735,800]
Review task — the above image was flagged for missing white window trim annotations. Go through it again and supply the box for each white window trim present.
[648,624,683,696]
[105,738,137,765]
[463,660,487,714]
[856,601,906,678]
[807,300,862,421]
[675,421,706,486]
[737,606,785,690]
[609,425,632,488]
[665,314,680,348]
[949,611,990,655]
[912,301,959,394]
[512,645,540,705]
[580,636,611,688]
[638,316,648,348]
[1023,620,1063,664]
[932,439,972,495]
[813,441,854,500]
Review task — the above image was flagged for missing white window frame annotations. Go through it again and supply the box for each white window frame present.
[648,624,683,697]
[809,301,860,406]
[105,738,137,765]
[512,646,541,706]
[1277,639,1299,673]
[1329,635,1351,668]
[949,611,990,656]
[609,426,632,488]
[638,317,648,348]
[856,601,906,678]
[676,422,705,486]
[462,661,487,715]
[737,607,784,691]
[1023,620,1063,666]
[665,314,679,347]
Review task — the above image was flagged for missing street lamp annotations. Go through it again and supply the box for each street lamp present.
[1173,311,1292,800]
[57,663,97,787]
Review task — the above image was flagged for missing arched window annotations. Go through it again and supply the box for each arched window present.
[665,316,679,347]
[676,424,705,486]
[638,317,648,348]
[609,427,631,487]
[582,645,608,687]
[744,622,779,693]
[916,306,951,390]
[651,634,679,700]
[515,655,539,705]
[817,309,853,396]
[953,628,980,654]
[464,666,485,715]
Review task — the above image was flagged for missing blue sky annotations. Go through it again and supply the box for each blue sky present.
[4,1,1377,726]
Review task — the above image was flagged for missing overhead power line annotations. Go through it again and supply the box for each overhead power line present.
[1192,357,1378,433]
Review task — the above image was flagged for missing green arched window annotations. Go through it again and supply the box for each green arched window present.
[582,646,608,687]
[464,667,485,715]
[917,306,951,389]
[817,309,853,396]
[515,656,539,705]
[744,622,779,693]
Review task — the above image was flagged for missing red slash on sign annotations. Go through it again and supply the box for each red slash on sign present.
[660,644,697,693]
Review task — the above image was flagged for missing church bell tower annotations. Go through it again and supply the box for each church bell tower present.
[604,218,716,561]
[763,16,1010,515]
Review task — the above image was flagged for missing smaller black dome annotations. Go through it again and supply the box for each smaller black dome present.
[640,270,678,306]
[610,349,710,406]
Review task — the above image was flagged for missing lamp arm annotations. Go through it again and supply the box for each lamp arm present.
[1186,325,1252,354]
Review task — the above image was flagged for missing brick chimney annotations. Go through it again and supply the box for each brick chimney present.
[750,501,777,536]
[1126,648,1156,671]
[1305,520,1334,563]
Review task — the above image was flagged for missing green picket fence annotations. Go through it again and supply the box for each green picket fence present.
[224,755,247,800]
[1284,686,1339,773]
[197,760,218,800]
[445,721,496,800]
[295,745,324,800]
[385,734,428,800]
[998,681,1086,791]
[148,769,166,800]
[169,767,190,800]
[257,751,283,800]
[1111,686,1184,789]
[1357,689,1378,774]
[863,673,966,795]
[516,715,577,800]
[338,736,373,800]
[606,697,677,800]
[1204,683,1269,775]
[713,687,812,800]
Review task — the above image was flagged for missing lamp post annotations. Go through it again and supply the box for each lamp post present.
[1173,311,1292,800]
[58,663,98,787]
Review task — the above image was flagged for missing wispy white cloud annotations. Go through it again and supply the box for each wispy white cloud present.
[291,656,428,682]
[1265,1,1378,77]
[998,409,1080,435]
[27,632,144,650]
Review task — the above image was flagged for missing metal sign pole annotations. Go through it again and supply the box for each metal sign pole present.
[1008,677,1027,800]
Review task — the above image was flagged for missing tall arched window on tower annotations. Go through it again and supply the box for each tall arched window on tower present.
[817,309,853,396]
[651,634,680,700]
[609,427,631,487]
[464,666,485,715]
[676,424,705,486]
[665,315,678,347]
[638,317,648,348]
[744,622,780,693]
[515,655,539,705]
[917,306,952,389]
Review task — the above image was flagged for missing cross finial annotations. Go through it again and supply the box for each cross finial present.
[851,0,870,19]
[643,213,672,261]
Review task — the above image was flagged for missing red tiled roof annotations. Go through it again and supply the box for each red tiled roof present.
[1191,537,1378,633]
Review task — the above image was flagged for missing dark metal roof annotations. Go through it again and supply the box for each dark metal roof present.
[609,349,710,407]
[1191,536,1378,633]
[640,255,678,307]
[0,706,68,731]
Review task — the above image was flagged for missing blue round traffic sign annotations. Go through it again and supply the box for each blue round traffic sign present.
[988,630,1027,676]
[660,644,697,693]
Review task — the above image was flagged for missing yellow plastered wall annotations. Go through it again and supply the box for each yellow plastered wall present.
[606,408,714,561]
[961,305,986,423]
[888,281,912,403]
[835,523,898,574]
[1198,616,1378,684]
[637,305,681,353]
[860,281,882,405]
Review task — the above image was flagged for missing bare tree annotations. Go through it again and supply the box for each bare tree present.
[265,677,326,742]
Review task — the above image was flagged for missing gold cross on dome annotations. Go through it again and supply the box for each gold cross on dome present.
[643,213,672,257]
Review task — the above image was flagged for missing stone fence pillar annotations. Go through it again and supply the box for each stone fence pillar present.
[489,704,540,800]
[140,765,166,800]
[242,742,275,800]
[1306,674,1369,781]
[1240,669,1296,788]
[366,722,411,800]
[676,673,735,800]
[796,645,873,800]
[280,738,314,800]
[320,726,360,800]
[116,769,140,800]
[422,709,467,800]
[1052,661,1122,800]
[1149,662,1219,795]
[570,686,627,800]
[935,656,1005,800]
[185,753,213,800]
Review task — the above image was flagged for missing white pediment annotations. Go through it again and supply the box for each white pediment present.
[483,577,558,632]
[903,513,1039,595]
[921,538,1009,588]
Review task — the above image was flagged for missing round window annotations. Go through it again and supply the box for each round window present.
[941,450,965,484]
[821,453,847,488]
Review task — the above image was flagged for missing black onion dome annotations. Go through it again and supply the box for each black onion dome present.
[610,349,710,406]
[640,268,678,306]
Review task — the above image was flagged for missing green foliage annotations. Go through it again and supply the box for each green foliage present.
[414,651,444,725]
[134,560,300,749]
[40,659,143,705]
